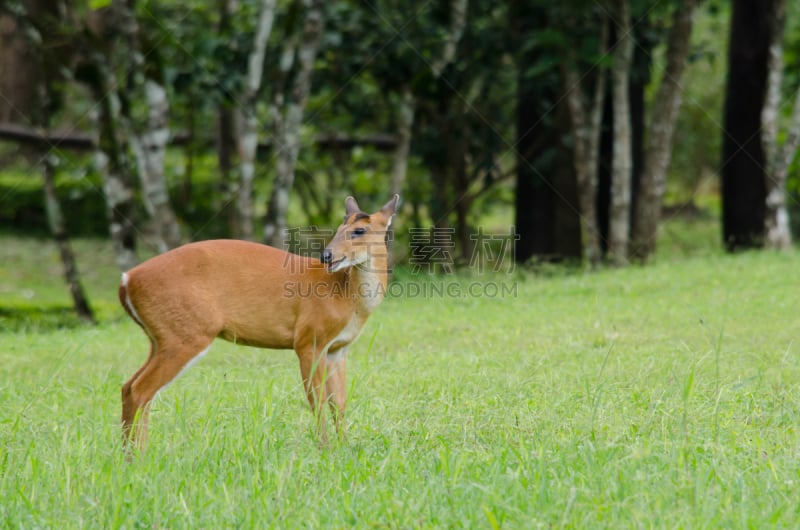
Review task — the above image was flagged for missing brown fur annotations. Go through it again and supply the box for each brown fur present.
[119,195,399,449]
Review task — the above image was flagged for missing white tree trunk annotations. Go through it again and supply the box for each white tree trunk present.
[766,86,800,250]
[237,0,277,241]
[264,0,323,247]
[608,0,634,266]
[130,80,182,252]
[631,0,697,261]
[562,19,607,269]
[91,67,139,272]
[763,0,793,250]
[762,0,785,175]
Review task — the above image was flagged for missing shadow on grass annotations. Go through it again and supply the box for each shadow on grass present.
[0,306,92,332]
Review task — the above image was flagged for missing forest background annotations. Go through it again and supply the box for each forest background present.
[0,0,799,319]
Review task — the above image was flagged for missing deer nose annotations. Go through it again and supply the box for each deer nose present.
[321,249,333,264]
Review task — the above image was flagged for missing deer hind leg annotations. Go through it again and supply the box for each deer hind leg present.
[122,337,213,450]
[325,347,348,439]
[121,340,154,444]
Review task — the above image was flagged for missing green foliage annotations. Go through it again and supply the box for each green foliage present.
[89,0,112,9]
[0,165,108,237]
[667,2,729,202]
[2,232,800,527]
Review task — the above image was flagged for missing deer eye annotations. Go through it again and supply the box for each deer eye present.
[353,227,367,236]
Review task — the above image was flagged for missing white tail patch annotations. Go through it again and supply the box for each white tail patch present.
[121,273,145,328]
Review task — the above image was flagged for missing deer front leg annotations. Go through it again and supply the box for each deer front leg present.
[325,347,348,440]
[296,348,329,443]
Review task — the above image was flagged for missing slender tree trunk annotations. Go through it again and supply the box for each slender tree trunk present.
[630,0,697,261]
[762,0,793,250]
[130,79,182,252]
[430,0,468,78]
[115,0,180,253]
[264,0,323,248]
[216,0,238,236]
[761,0,785,172]
[766,87,800,249]
[562,19,607,269]
[608,0,634,266]
[81,5,140,270]
[41,156,96,323]
[390,86,414,197]
[91,65,139,272]
[237,0,277,241]
[264,25,297,238]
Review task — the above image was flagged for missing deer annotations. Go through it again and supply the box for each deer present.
[118,195,399,449]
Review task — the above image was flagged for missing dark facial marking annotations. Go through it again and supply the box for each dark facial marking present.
[344,212,370,224]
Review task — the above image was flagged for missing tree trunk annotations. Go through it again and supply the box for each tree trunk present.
[0,13,40,124]
[237,0,277,241]
[41,156,96,323]
[765,86,800,250]
[130,79,182,252]
[117,0,179,253]
[430,0,468,78]
[607,0,634,266]
[514,9,562,263]
[81,5,140,271]
[762,0,793,250]
[390,86,415,197]
[216,0,238,237]
[562,19,607,269]
[91,64,139,272]
[264,0,323,248]
[3,2,96,323]
[722,0,771,251]
[630,0,697,261]
[761,0,785,173]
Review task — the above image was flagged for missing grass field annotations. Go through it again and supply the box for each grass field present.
[2,227,800,528]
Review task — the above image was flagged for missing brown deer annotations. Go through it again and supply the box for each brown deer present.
[118,195,399,449]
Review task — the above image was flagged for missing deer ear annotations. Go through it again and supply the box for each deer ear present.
[380,194,400,216]
[345,196,361,215]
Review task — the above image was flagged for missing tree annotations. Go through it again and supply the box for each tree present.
[721,0,772,251]
[236,0,277,241]
[762,0,800,250]
[607,0,635,266]
[562,15,608,268]
[126,3,182,253]
[42,156,96,323]
[630,0,697,261]
[0,2,95,323]
[264,0,324,248]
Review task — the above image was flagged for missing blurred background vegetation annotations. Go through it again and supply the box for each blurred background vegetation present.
[0,0,799,322]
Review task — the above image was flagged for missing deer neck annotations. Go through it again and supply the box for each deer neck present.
[347,251,389,314]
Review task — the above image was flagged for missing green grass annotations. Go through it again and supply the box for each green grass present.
[2,229,800,528]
